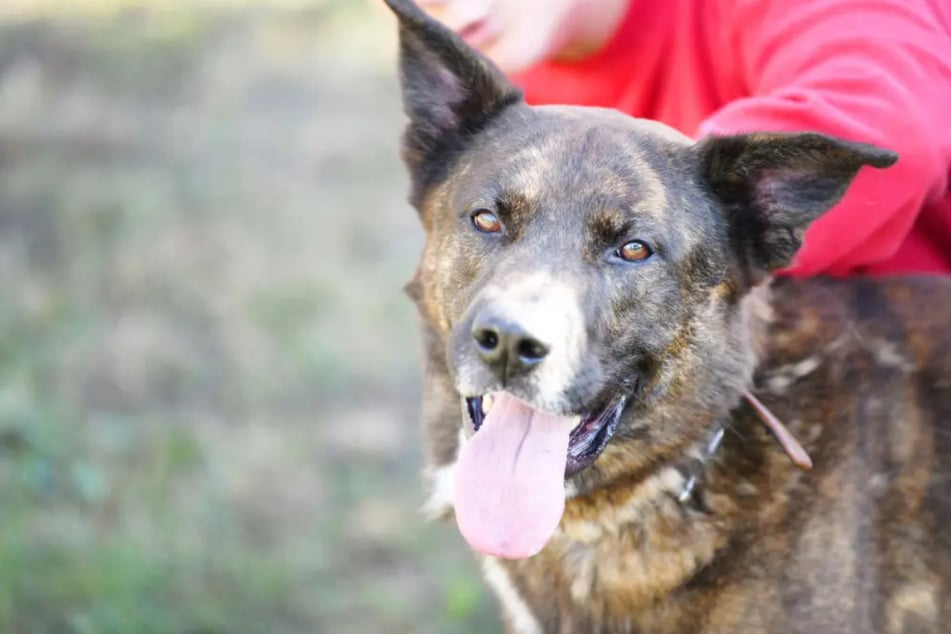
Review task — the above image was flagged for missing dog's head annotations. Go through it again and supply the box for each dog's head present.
[384,0,896,559]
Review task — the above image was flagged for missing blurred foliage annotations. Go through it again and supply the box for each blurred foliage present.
[0,1,498,632]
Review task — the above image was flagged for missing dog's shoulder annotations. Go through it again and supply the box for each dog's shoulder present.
[744,275,951,632]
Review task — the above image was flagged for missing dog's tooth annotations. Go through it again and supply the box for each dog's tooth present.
[482,394,494,415]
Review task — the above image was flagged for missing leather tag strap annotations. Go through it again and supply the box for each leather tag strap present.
[743,390,813,470]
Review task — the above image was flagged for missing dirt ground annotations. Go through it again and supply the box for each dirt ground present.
[0,1,499,632]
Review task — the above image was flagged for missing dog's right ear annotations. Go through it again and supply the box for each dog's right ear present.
[383,0,522,206]
[697,132,897,286]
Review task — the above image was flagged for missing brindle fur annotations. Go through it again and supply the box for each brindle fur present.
[384,1,951,632]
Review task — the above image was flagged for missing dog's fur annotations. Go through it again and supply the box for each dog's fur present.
[384,1,951,632]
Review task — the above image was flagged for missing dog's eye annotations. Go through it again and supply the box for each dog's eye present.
[616,240,653,262]
[471,210,502,234]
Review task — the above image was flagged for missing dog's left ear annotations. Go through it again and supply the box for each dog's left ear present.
[697,132,897,284]
[384,0,522,205]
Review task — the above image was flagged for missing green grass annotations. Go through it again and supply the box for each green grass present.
[0,2,499,632]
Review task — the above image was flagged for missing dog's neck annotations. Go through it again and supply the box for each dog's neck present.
[741,281,776,368]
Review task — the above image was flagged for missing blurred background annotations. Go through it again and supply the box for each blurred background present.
[0,0,499,631]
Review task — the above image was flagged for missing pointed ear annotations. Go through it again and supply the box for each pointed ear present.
[697,132,897,283]
[384,0,522,205]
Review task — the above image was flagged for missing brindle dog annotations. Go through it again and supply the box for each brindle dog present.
[383,1,951,632]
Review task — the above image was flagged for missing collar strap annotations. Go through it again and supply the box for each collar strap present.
[677,424,725,506]
[676,393,812,507]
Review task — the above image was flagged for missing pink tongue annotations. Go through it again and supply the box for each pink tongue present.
[454,393,576,559]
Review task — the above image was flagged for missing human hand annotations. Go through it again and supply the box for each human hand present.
[416,0,627,75]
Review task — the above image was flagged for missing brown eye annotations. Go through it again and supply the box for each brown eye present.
[617,240,653,262]
[471,209,502,234]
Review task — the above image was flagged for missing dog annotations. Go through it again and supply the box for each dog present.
[383,1,951,631]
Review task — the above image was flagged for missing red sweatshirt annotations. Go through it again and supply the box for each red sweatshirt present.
[514,0,951,277]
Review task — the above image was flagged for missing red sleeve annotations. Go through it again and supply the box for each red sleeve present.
[697,0,951,277]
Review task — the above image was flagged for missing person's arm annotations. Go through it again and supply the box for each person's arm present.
[698,0,951,276]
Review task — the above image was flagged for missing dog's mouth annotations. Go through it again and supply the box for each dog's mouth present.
[454,389,631,560]
[465,392,629,477]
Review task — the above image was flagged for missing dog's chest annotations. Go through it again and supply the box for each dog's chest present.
[487,516,790,634]
[485,467,737,633]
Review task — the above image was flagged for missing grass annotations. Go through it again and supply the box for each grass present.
[0,2,499,632]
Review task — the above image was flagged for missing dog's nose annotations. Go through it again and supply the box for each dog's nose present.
[471,316,550,382]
